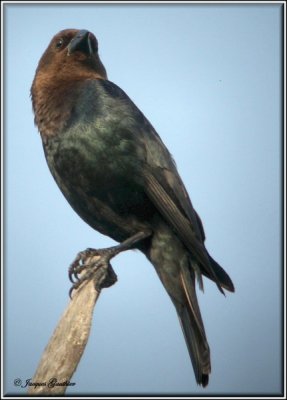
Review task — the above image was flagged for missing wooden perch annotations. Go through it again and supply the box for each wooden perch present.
[27,254,117,396]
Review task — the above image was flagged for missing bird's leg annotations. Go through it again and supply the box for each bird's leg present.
[68,230,152,297]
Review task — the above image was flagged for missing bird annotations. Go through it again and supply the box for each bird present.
[31,28,234,387]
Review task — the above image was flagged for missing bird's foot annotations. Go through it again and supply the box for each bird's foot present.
[68,230,152,297]
[68,248,118,297]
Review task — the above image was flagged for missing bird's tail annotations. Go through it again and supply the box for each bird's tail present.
[174,264,211,387]
[143,222,211,386]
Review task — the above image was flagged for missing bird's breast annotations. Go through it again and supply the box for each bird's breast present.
[43,121,154,221]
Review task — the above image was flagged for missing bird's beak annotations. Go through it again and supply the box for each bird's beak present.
[68,30,93,56]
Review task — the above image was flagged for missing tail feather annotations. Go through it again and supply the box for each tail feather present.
[144,222,215,387]
[176,268,211,386]
[177,306,210,386]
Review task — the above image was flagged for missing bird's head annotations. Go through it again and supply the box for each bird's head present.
[31,29,107,138]
[34,29,107,82]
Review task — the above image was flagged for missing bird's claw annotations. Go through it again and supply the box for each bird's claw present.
[68,233,151,298]
[68,248,100,283]
[68,248,117,298]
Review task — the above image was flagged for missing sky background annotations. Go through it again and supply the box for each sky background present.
[4,2,283,396]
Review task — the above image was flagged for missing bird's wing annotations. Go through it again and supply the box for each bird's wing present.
[140,126,234,292]
[142,167,223,293]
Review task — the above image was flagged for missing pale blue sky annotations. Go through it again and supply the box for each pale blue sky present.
[4,2,283,396]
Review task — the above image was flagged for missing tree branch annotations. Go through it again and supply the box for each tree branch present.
[27,255,117,395]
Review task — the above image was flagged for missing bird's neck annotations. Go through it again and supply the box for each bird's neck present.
[31,76,76,140]
[31,72,104,141]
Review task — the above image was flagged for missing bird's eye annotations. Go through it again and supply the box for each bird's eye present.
[55,38,64,49]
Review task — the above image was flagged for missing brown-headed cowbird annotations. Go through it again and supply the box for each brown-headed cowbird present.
[31,29,234,387]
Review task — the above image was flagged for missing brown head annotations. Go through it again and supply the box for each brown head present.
[31,29,107,138]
